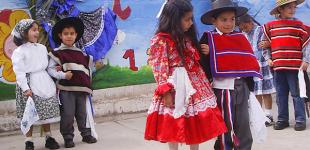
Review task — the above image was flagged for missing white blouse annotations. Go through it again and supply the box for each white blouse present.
[11,42,56,98]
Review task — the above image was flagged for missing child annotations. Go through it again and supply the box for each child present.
[144,0,227,150]
[262,0,309,131]
[199,0,261,149]
[238,14,276,127]
[48,17,97,148]
[11,19,60,150]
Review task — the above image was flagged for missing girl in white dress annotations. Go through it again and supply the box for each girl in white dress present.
[11,19,60,150]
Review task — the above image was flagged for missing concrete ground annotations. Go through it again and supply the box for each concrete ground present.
[0,107,310,150]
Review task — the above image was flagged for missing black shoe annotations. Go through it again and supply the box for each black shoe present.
[25,141,34,150]
[274,121,289,130]
[82,135,97,144]
[294,122,306,131]
[45,137,60,149]
[265,115,274,127]
[64,140,75,148]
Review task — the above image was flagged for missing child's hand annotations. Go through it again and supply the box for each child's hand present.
[201,44,210,55]
[259,41,270,49]
[300,61,309,71]
[55,65,62,72]
[163,92,174,107]
[23,89,33,97]
[65,71,73,80]
[267,59,273,67]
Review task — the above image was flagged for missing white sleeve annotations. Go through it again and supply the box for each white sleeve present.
[47,57,66,80]
[11,49,29,92]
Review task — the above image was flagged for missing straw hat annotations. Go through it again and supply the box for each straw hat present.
[270,0,305,15]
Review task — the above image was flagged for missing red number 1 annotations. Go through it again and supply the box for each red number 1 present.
[123,49,138,71]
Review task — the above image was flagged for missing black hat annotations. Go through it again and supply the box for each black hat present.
[52,17,84,45]
[201,0,248,25]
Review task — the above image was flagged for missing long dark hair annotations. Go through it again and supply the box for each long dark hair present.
[156,0,200,61]
[13,22,38,46]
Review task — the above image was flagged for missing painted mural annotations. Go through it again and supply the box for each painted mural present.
[0,0,309,100]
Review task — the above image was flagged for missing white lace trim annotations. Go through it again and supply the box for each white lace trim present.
[147,96,217,117]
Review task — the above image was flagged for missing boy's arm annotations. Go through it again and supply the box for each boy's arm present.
[199,32,213,82]
[47,57,66,80]
[261,34,272,61]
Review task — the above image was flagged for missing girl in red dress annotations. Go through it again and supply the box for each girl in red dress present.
[144,0,227,149]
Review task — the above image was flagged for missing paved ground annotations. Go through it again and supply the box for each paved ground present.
[0,101,310,150]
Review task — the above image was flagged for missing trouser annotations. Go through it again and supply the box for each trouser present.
[214,79,253,150]
[274,70,306,123]
[59,90,91,140]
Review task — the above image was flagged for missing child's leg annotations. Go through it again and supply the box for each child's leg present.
[25,126,34,150]
[262,94,273,115]
[286,71,306,124]
[213,89,234,150]
[26,126,33,138]
[168,142,178,150]
[189,144,199,150]
[274,71,290,123]
[255,95,263,106]
[59,91,76,141]
[74,92,91,138]
[233,79,253,150]
[42,124,60,149]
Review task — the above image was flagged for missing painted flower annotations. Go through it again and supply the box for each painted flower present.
[0,9,30,82]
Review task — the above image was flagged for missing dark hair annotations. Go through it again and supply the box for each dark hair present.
[236,14,252,26]
[156,0,200,62]
[13,22,38,46]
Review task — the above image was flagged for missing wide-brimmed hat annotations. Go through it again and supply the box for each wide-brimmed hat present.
[201,0,248,25]
[270,0,305,15]
[52,17,84,45]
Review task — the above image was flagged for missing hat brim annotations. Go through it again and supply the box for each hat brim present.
[52,17,84,45]
[270,0,305,15]
[201,6,248,25]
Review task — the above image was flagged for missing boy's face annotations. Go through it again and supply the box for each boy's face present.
[58,27,77,47]
[278,2,297,19]
[212,11,236,34]
[239,21,254,33]
[181,11,193,32]
[27,23,39,43]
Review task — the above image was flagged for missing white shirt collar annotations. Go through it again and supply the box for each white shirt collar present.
[215,28,224,35]
[55,43,81,51]
[215,28,234,35]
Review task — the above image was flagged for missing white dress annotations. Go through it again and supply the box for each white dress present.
[12,42,60,124]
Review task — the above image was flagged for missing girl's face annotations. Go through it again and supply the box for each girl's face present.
[181,11,193,32]
[27,23,39,43]
[212,11,236,34]
[239,21,254,33]
[278,2,297,19]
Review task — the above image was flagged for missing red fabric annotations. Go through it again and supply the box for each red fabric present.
[155,83,174,96]
[263,20,309,70]
[145,107,227,145]
[208,32,261,78]
[145,32,227,144]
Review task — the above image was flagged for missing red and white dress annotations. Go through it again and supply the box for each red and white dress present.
[144,32,227,145]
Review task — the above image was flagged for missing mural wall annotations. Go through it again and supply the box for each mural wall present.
[0,0,309,100]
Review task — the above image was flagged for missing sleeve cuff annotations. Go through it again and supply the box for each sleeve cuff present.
[20,84,30,92]
[155,83,174,96]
